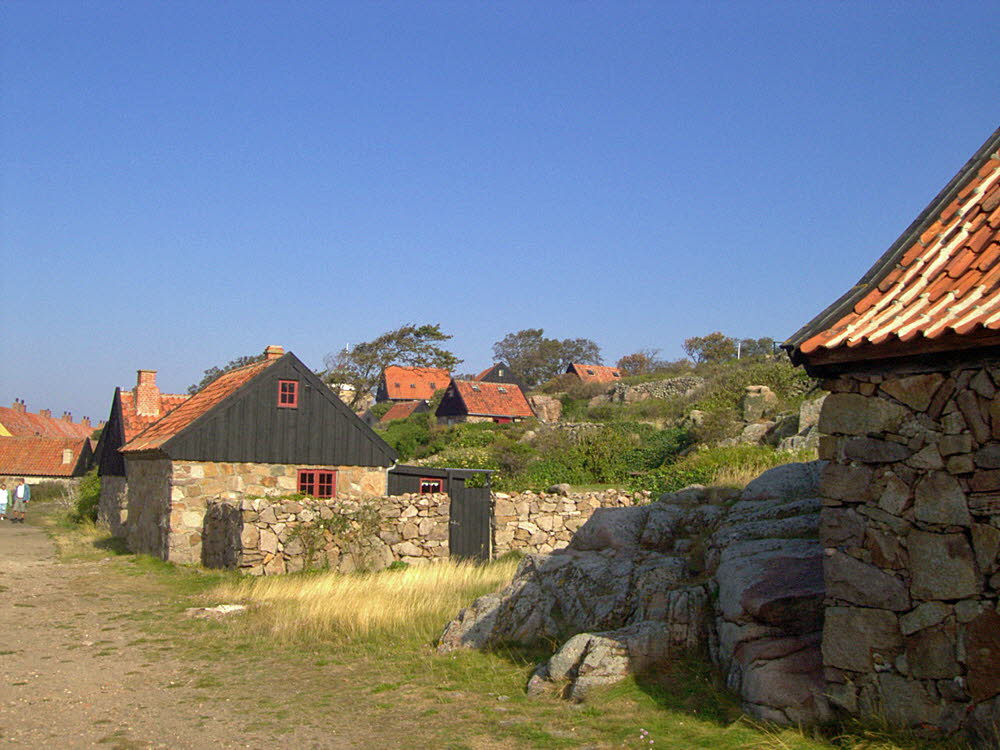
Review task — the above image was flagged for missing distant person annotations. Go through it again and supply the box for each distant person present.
[0,482,7,521]
[11,478,29,523]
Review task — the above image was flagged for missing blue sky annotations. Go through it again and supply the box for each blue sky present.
[1,1,998,423]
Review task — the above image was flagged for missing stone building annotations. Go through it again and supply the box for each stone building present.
[118,345,397,564]
[96,370,189,535]
[785,127,1000,738]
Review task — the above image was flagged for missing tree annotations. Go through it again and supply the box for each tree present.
[683,332,738,364]
[737,337,776,359]
[323,324,461,409]
[492,329,602,388]
[188,353,265,394]
[616,349,660,376]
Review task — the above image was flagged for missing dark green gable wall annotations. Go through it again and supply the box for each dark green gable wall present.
[162,355,397,467]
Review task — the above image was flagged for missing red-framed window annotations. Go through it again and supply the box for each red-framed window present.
[298,469,337,498]
[419,478,444,494]
[493,417,513,424]
[278,380,299,408]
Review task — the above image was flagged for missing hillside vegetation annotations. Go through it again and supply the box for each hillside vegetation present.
[376,356,818,493]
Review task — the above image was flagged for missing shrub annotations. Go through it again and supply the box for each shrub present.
[628,444,815,495]
[74,469,101,523]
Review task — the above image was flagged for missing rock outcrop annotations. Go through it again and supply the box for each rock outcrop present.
[439,461,830,723]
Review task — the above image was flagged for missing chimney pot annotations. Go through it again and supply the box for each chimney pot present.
[40,408,51,419]
[265,345,285,361]
[81,417,91,429]
[63,412,72,422]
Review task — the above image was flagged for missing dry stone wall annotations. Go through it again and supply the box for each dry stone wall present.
[124,458,388,565]
[203,492,450,574]
[97,475,128,537]
[493,489,646,556]
[817,366,1000,739]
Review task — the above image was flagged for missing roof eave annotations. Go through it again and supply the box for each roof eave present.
[785,127,1000,363]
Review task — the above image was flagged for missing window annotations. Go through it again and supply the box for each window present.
[419,478,443,494]
[298,469,337,498]
[278,380,299,408]
[497,386,507,393]
[493,417,513,424]
[612,371,621,378]
[586,369,595,375]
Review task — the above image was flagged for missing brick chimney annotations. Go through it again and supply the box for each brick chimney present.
[62,411,72,422]
[135,370,161,417]
[264,345,285,361]
[39,408,51,419]
[11,399,25,413]
[81,417,91,429]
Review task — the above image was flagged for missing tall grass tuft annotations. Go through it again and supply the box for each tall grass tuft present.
[209,558,520,645]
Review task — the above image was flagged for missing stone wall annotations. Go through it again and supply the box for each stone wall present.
[203,492,450,574]
[98,475,128,536]
[817,366,1000,737]
[124,458,388,565]
[124,457,172,559]
[493,489,647,556]
[607,375,705,404]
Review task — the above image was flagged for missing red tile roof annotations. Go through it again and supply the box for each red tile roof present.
[473,366,494,381]
[0,436,91,477]
[453,380,534,419]
[0,406,94,439]
[121,359,276,453]
[382,366,450,401]
[379,401,426,424]
[119,391,189,442]
[788,129,1000,366]
[567,363,622,384]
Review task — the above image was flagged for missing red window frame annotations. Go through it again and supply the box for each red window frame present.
[278,380,299,408]
[419,478,444,494]
[298,469,337,498]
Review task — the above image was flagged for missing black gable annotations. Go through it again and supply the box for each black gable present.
[97,388,127,477]
[162,353,397,466]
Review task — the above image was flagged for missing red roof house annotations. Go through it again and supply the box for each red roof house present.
[0,437,94,480]
[435,379,535,425]
[378,400,430,425]
[566,363,622,384]
[0,401,94,439]
[376,366,450,402]
[113,345,397,564]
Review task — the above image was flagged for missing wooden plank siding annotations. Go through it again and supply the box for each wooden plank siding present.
[97,388,127,477]
[161,355,397,467]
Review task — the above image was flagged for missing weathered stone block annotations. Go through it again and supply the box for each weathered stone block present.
[865,528,906,569]
[823,607,902,672]
[820,508,866,547]
[966,610,1000,702]
[877,472,911,516]
[908,530,979,600]
[843,437,912,463]
[819,393,908,436]
[913,472,971,527]
[825,551,910,610]
[972,523,1000,575]
[957,390,991,444]
[899,601,951,635]
[905,621,959,679]
[821,464,873,502]
[880,373,945,412]
[907,445,944,471]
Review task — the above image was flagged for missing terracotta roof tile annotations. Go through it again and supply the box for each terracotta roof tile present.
[567,363,623,384]
[453,381,534,419]
[0,407,94,439]
[379,401,426,424]
[0,436,90,477]
[791,130,1000,360]
[119,392,189,442]
[381,366,450,401]
[121,359,275,453]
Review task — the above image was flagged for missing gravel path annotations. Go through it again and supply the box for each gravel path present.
[0,518,346,749]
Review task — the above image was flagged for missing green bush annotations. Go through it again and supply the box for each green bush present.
[75,469,101,523]
[628,444,815,495]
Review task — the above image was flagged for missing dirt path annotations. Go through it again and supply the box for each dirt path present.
[0,518,364,749]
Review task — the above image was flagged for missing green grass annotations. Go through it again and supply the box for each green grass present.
[35,505,974,750]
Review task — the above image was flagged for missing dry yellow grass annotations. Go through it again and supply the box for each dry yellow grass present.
[209,557,520,643]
